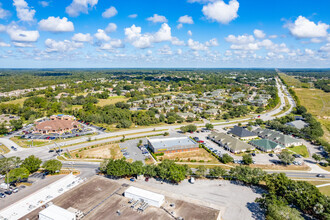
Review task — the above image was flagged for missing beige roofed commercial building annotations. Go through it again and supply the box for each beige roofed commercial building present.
[34,114,79,134]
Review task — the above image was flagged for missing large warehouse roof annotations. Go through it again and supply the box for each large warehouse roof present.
[148,137,197,150]
[125,186,164,202]
[39,205,75,220]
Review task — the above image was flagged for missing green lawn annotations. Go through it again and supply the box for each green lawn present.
[294,88,330,143]
[318,185,330,196]
[288,145,309,158]
[278,73,302,87]
[96,96,129,107]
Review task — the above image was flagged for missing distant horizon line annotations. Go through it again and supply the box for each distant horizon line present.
[0,67,329,70]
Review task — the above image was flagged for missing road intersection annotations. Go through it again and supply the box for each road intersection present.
[1,77,329,178]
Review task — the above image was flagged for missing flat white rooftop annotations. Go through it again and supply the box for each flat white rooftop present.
[39,205,75,220]
[148,136,197,150]
[125,186,164,202]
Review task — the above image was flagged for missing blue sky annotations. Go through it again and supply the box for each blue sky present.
[0,0,329,68]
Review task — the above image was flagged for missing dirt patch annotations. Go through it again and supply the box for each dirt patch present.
[72,143,123,160]
[158,148,220,164]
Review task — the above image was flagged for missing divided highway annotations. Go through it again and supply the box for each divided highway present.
[3,77,328,179]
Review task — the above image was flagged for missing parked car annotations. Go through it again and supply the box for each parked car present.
[12,188,18,193]
[0,193,5,198]
[145,177,149,182]
[269,153,274,157]
[251,153,256,156]
[130,178,135,182]
[4,191,12,195]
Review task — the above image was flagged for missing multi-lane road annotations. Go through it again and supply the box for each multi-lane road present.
[2,77,329,178]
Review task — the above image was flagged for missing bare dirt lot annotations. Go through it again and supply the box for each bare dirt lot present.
[158,148,220,164]
[72,143,123,160]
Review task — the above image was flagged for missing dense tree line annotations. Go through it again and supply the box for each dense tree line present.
[314,79,330,93]
[256,173,330,219]
[101,159,190,183]
[0,156,62,185]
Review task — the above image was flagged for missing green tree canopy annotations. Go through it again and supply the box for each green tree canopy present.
[242,154,253,165]
[278,150,294,165]
[7,167,29,183]
[21,155,42,173]
[43,159,62,174]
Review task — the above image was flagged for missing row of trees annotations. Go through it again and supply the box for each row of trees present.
[101,159,191,183]
[0,156,62,185]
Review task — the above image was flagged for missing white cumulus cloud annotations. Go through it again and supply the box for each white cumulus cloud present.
[72,33,93,42]
[39,17,74,33]
[178,15,194,24]
[254,29,266,39]
[287,16,329,38]
[66,0,98,17]
[13,0,36,22]
[187,30,192,36]
[94,29,110,41]
[125,23,172,49]
[147,14,168,23]
[100,39,124,50]
[39,1,49,7]
[202,0,239,24]
[45,38,83,52]
[187,39,208,51]
[128,14,138,18]
[105,23,117,33]
[7,24,39,42]
[102,6,117,18]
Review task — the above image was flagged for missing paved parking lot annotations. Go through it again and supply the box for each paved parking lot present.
[0,175,64,210]
[191,131,306,166]
[119,139,148,163]
[19,123,96,140]
[128,178,265,220]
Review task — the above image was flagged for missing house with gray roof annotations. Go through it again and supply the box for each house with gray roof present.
[228,126,258,140]
[253,128,303,147]
[177,112,196,119]
[205,109,219,117]
[285,120,308,130]
[208,132,255,153]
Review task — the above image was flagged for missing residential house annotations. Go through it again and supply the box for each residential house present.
[205,109,219,117]
[228,126,258,140]
[253,128,303,147]
[249,139,283,152]
[177,112,196,119]
[208,132,255,153]
[285,120,308,130]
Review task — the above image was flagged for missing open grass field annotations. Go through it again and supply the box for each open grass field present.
[10,137,50,148]
[158,148,220,164]
[71,143,123,160]
[288,145,309,157]
[318,185,330,196]
[2,97,28,106]
[96,96,129,107]
[294,88,330,142]
[279,73,302,87]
